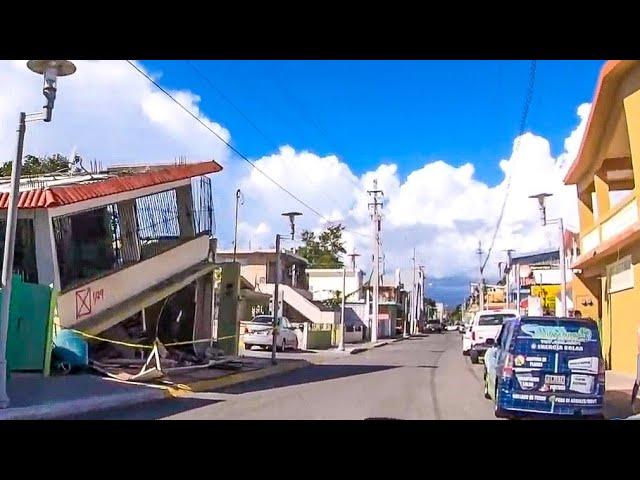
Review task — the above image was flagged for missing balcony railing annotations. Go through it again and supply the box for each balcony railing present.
[581,194,638,254]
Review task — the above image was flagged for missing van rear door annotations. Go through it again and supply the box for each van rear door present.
[512,318,602,397]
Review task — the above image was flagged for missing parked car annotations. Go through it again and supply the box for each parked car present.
[463,309,518,361]
[425,319,443,333]
[243,315,299,352]
[483,316,605,419]
[446,324,459,331]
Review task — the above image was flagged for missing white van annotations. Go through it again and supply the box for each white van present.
[462,309,519,358]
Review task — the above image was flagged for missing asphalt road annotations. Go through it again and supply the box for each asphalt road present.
[67,332,497,420]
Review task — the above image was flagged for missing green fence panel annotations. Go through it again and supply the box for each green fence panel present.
[1,275,53,372]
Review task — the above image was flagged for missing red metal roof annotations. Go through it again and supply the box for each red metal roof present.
[0,161,222,209]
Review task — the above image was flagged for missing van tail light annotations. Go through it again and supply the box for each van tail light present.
[471,330,476,341]
[598,360,605,384]
[502,353,514,379]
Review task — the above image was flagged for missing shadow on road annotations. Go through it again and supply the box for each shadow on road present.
[65,397,223,420]
[214,363,399,395]
[66,363,402,420]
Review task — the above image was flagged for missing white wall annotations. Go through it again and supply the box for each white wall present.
[307,269,363,301]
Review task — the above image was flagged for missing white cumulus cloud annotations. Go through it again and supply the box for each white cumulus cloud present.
[0,60,591,295]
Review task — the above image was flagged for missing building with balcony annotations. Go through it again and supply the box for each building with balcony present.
[0,160,225,358]
[564,60,640,375]
[215,249,340,326]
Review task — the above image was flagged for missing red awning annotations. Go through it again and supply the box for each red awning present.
[0,161,222,209]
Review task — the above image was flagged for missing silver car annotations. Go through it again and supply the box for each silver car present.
[243,315,299,352]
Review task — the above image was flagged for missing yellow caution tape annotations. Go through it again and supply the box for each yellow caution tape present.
[68,329,154,349]
[67,329,237,350]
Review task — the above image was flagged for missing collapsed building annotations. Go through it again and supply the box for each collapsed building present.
[0,160,243,378]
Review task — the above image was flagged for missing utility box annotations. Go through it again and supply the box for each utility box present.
[216,262,240,356]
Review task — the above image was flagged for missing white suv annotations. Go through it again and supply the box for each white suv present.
[462,309,518,362]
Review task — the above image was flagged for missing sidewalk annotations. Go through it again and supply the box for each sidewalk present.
[604,371,640,419]
[0,357,309,420]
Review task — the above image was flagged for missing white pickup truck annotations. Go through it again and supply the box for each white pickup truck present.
[462,309,519,363]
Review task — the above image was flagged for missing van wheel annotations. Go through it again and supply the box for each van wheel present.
[470,351,479,364]
[244,344,252,351]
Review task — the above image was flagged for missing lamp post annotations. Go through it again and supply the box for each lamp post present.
[271,211,302,365]
[529,193,567,317]
[232,189,243,262]
[0,60,76,408]
[338,266,346,351]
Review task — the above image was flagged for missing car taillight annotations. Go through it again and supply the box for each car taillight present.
[598,360,605,384]
[471,330,476,341]
[502,353,514,378]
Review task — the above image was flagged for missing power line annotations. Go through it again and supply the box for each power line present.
[186,60,361,226]
[186,61,281,153]
[266,63,364,193]
[127,60,330,219]
[125,60,368,239]
[482,60,537,273]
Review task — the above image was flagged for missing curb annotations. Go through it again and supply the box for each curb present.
[0,388,166,421]
[349,336,407,355]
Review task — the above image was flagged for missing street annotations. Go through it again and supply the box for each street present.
[67,332,497,420]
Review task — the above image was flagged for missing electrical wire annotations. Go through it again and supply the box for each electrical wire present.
[481,60,537,273]
[126,60,369,240]
[127,60,327,218]
[185,60,363,232]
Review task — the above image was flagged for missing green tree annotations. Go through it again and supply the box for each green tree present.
[322,290,343,309]
[297,224,346,268]
[0,153,73,177]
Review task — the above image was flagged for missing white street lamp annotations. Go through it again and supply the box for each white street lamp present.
[0,60,77,408]
[271,211,303,365]
[529,193,568,317]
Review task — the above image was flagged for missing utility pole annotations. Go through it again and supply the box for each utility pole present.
[347,251,361,272]
[410,248,416,335]
[419,265,426,333]
[503,249,515,309]
[233,189,242,262]
[476,241,485,311]
[338,266,346,351]
[368,179,383,343]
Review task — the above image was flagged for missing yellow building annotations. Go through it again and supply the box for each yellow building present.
[564,60,640,376]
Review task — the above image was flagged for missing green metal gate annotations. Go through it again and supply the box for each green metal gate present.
[1,275,55,375]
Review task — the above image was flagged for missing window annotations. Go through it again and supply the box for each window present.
[607,255,633,293]
[478,314,517,326]
[0,219,38,284]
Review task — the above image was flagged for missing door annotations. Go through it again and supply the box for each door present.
[4,276,54,372]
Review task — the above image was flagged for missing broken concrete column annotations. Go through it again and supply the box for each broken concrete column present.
[175,184,195,238]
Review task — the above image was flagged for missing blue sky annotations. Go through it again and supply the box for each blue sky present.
[134,59,604,305]
[141,60,604,185]
[0,60,603,306]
